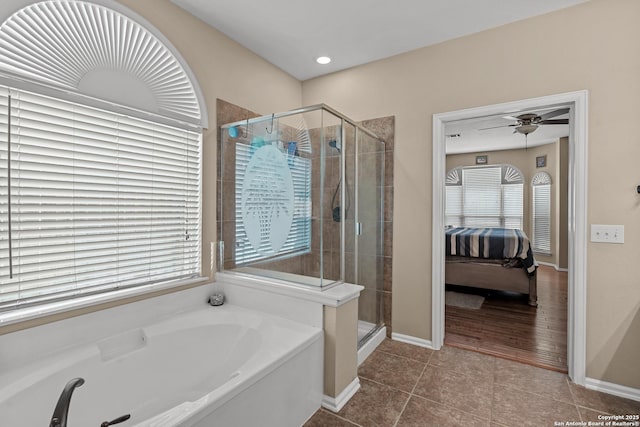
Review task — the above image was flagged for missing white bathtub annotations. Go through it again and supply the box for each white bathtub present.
[0,304,323,427]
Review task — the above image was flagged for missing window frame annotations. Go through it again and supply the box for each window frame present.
[0,1,208,326]
[445,164,524,230]
[0,85,205,324]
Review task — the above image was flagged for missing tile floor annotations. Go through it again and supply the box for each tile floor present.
[304,339,640,427]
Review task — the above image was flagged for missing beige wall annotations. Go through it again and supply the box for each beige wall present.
[446,142,566,267]
[302,0,640,387]
[323,299,359,397]
[118,0,303,277]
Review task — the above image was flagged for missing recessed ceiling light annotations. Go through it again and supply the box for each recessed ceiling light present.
[316,56,331,65]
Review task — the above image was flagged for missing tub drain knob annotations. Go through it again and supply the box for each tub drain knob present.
[209,293,225,306]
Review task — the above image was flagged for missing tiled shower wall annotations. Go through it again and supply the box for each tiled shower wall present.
[216,99,395,335]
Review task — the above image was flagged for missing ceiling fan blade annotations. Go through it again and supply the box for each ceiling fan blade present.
[516,113,538,121]
[539,119,569,125]
[479,124,516,131]
[539,108,569,120]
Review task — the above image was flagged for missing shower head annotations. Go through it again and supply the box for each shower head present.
[328,139,341,153]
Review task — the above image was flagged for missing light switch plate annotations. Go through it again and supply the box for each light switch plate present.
[590,224,624,244]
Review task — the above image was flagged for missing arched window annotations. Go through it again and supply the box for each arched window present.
[0,0,207,127]
[532,172,552,255]
[446,164,524,229]
[0,1,207,313]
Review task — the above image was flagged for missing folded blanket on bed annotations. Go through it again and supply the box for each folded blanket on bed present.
[445,227,537,275]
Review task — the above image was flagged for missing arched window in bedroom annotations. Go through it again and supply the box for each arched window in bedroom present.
[0,0,208,312]
[445,164,524,229]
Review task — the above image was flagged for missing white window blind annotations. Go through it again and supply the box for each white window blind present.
[0,86,201,310]
[445,185,462,226]
[234,142,311,265]
[503,184,524,229]
[462,167,502,227]
[532,172,552,255]
[445,165,523,229]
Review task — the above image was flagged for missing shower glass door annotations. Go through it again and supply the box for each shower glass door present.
[355,127,385,347]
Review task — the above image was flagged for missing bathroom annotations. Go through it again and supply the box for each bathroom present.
[2,0,640,426]
[0,1,392,425]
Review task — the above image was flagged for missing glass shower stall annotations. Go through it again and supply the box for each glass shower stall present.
[218,104,385,347]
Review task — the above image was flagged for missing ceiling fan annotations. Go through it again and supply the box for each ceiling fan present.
[480,107,569,136]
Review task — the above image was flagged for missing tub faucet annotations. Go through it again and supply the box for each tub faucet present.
[49,377,85,427]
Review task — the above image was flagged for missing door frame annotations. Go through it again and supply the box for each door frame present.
[431,91,588,385]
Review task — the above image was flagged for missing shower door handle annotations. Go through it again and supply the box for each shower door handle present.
[355,222,362,236]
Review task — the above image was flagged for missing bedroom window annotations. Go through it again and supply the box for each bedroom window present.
[532,172,552,255]
[445,164,524,229]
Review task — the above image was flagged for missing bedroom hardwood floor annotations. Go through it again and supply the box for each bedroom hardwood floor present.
[444,265,568,373]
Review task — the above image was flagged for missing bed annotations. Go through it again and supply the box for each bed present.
[445,226,538,307]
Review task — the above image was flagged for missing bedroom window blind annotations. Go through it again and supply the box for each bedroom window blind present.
[445,164,523,229]
[0,86,202,311]
[532,172,552,255]
[461,166,502,227]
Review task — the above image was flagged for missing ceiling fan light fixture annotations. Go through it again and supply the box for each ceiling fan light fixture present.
[515,124,538,135]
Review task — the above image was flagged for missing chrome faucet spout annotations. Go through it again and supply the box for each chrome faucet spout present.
[49,377,85,427]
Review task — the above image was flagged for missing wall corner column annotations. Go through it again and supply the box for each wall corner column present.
[321,288,362,412]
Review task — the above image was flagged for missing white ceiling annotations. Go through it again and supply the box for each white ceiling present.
[171,0,588,81]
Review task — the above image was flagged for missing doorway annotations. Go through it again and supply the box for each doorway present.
[431,91,588,385]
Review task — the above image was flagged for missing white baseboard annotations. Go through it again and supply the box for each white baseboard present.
[322,377,360,413]
[536,261,568,272]
[358,326,386,366]
[391,332,435,349]
[585,377,640,402]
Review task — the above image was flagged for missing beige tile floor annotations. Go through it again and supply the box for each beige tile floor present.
[305,339,640,427]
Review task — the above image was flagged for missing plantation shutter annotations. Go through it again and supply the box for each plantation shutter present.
[532,172,552,255]
[0,86,201,310]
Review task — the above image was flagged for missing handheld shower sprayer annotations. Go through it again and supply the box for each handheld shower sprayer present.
[327,139,349,222]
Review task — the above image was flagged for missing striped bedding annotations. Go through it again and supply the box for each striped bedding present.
[445,227,537,275]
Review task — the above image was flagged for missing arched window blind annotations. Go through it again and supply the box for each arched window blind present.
[532,172,552,255]
[0,85,201,310]
[0,0,207,128]
[445,164,524,229]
